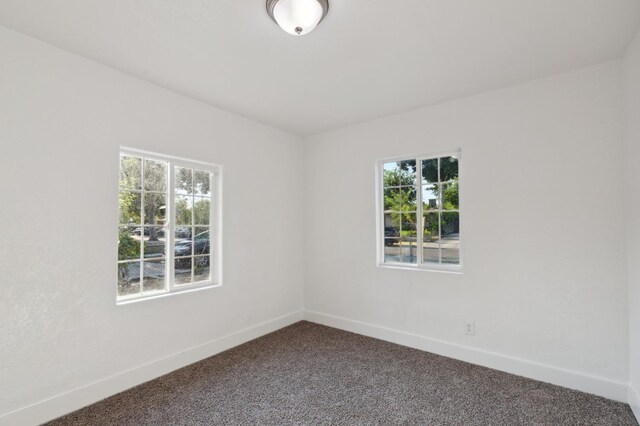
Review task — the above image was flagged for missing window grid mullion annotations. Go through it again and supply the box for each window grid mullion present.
[191,169,195,284]
[139,159,145,295]
[437,158,442,264]
[380,166,385,264]
[210,170,216,284]
[438,211,442,264]
[167,162,175,292]
[416,159,423,265]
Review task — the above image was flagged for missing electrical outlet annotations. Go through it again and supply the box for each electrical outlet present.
[464,321,475,336]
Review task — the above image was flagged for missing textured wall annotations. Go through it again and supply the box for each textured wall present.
[304,61,628,385]
[0,27,304,416]
[624,27,640,417]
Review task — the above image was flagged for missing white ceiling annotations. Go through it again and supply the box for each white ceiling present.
[1,0,639,136]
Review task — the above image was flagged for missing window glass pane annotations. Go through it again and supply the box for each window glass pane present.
[118,262,140,296]
[400,213,417,239]
[422,185,438,211]
[440,156,459,181]
[441,212,460,264]
[385,212,401,232]
[383,208,401,263]
[383,161,401,176]
[397,213,418,264]
[119,191,141,225]
[384,237,399,247]
[175,226,192,241]
[423,211,440,241]
[194,256,211,282]
[441,239,460,264]
[175,257,192,285]
[421,158,439,184]
[400,241,418,264]
[118,227,140,261]
[384,187,400,211]
[383,216,401,261]
[175,167,193,195]
[399,160,417,184]
[144,159,167,192]
[441,211,460,234]
[194,170,212,196]
[143,259,166,292]
[383,161,415,187]
[442,181,459,210]
[384,226,400,240]
[422,244,440,264]
[143,226,166,258]
[175,238,193,258]
[120,156,142,190]
[403,187,417,211]
[194,197,211,225]
[194,227,210,255]
[175,196,193,226]
[422,212,440,264]
[384,187,416,212]
[384,240,402,263]
[144,193,167,225]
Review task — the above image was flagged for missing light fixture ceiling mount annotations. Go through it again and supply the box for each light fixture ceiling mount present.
[266,0,329,36]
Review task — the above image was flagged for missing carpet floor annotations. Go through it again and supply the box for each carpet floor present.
[48,321,638,425]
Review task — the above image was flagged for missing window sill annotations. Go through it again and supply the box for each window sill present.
[116,282,221,305]
[377,263,464,274]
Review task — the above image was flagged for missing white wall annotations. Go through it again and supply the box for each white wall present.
[0,26,304,421]
[624,28,640,419]
[304,61,629,399]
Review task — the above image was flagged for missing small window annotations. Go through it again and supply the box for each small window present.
[378,151,461,271]
[117,149,221,303]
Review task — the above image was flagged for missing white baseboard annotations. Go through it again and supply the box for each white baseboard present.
[0,310,304,426]
[630,385,640,424]
[303,310,629,403]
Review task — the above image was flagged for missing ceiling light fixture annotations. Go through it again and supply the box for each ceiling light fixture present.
[266,0,329,36]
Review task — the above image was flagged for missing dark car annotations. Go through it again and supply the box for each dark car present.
[175,227,191,238]
[384,227,399,245]
[175,231,210,267]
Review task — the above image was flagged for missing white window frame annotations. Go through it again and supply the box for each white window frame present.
[117,147,223,304]
[375,150,463,273]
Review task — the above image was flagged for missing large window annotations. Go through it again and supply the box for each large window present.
[378,151,461,270]
[117,149,221,302]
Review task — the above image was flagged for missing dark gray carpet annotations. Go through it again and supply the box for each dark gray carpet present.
[47,321,638,425]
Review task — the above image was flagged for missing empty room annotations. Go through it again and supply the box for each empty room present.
[1,0,640,424]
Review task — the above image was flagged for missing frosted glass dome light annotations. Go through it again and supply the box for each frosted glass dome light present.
[267,0,329,36]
